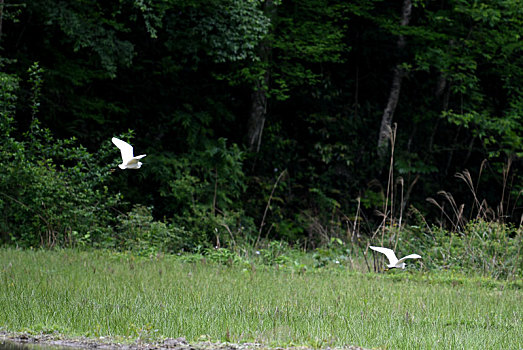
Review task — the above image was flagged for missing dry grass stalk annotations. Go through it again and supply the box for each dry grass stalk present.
[380,123,397,247]
[255,169,287,248]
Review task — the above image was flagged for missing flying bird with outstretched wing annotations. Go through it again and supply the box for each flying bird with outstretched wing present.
[111,137,146,169]
[369,246,421,269]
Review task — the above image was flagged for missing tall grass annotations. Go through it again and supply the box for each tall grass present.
[354,129,523,277]
[1,248,522,349]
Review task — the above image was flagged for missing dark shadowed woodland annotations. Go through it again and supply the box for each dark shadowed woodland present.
[0,0,522,277]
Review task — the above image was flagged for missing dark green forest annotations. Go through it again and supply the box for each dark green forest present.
[1,0,522,255]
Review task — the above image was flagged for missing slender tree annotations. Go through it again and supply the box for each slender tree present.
[0,0,4,41]
[377,0,412,158]
[247,0,275,153]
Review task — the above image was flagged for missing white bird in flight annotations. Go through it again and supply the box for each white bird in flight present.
[369,246,421,269]
[111,137,146,169]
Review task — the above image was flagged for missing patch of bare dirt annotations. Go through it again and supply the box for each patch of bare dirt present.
[0,332,368,350]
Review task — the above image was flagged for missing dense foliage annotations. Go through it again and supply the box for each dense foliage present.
[0,0,521,259]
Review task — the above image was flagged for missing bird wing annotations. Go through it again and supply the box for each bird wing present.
[127,155,146,165]
[369,246,398,265]
[397,254,422,264]
[112,137,134,162]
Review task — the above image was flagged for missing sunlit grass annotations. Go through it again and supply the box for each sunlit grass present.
[1,248,522,349]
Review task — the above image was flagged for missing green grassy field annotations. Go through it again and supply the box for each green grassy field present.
[1,248,522,349]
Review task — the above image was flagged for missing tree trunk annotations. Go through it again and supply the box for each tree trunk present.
[377,0,412,157]
[247,0,274,153]
[247,72,269,152]
[378,65,405,156]
[0,0,4,42]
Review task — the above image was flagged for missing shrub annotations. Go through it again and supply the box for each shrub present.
[115,204,187,255]
[171,205,255,250]
[399,219,522,279]
[0,64,121,247]
[0,119,122,247]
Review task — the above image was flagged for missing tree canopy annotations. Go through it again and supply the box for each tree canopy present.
[1,0,521,249]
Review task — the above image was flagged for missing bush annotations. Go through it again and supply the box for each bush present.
[0,119,123,247]
[171,205,255,250]
[115,204,187,255]
[399,220,522,279]
[0,64,121,247]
